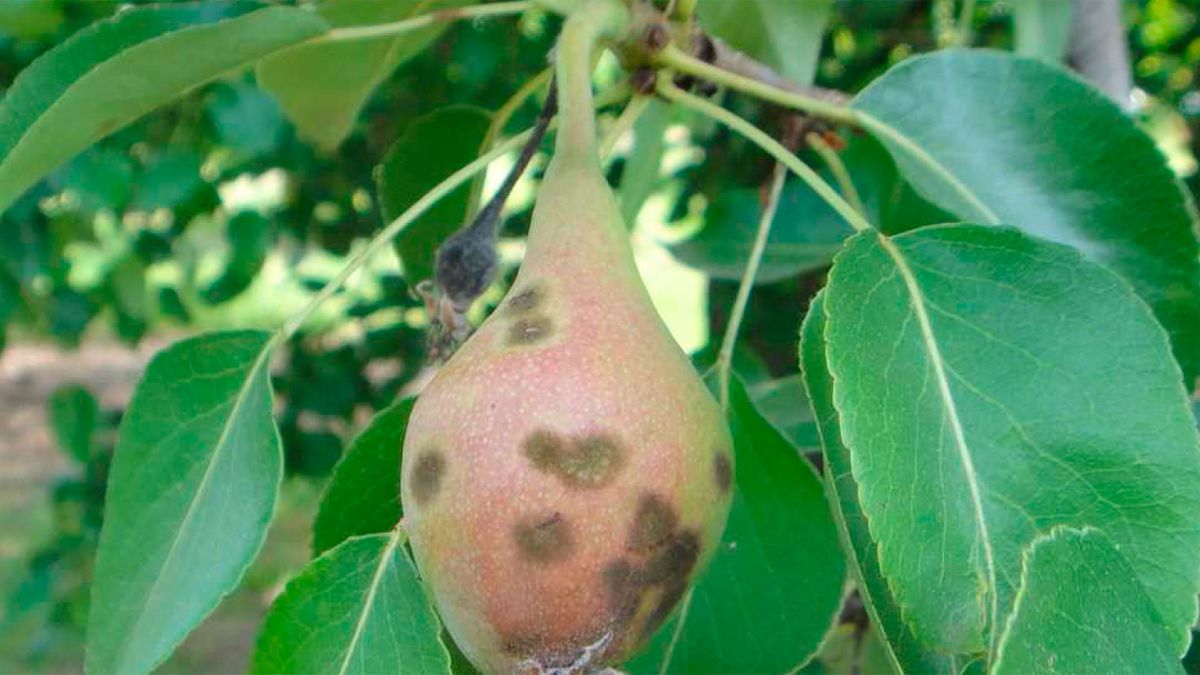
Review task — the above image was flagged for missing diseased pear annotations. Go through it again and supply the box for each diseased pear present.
[400,4,733,673]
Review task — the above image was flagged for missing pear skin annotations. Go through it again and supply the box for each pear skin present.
[401,143,734,674]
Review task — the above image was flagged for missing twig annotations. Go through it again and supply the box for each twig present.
[655,44,857,125]
[708,37,850,108]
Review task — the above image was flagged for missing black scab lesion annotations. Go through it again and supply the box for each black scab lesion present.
[507,315,554,346]
[642,581,689,639]
[409,450,445,505]
[504,285,544,314]
[627,493,679,554]
[502,283,555,347]
[520,430,626,489]
[713,452,733,494]
[643,529,701,585]
[513,511,575,564]
[598,495,704,645]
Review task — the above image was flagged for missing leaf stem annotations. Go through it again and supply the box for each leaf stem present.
[805,131,866,216]
[318,0,533,43]
[717,161,787,409]
[657,81,873,233]
[273,131,531,345]
[655,44,858,125]
[600,95,651,161]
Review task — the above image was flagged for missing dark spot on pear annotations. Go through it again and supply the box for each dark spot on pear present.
[409,450,444,505]
[642,580,689,638]
[644,530,701,585]
[714,453,733,493]
[564,435,625,487]
[501,632,543,656]
[628,493,679,553]
[603,559,643,616]
[514,512,574,564]
[523,430,566,471]
[505,285,543,313]
[507,315,553,345]
[521,430,625,489]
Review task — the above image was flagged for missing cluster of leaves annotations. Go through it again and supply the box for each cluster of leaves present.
[2,385,114,669]
[3,0,1200,674]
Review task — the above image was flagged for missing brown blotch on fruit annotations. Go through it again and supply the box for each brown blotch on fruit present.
[642,581,689,639]
[602,559,643,618]
[507,315,554,345]
[505,285,544,314]
[502,632,544,656]
[644,530,701,585]
[564,435,625,487]
[714,453,733,494]
[628,493,679,553]
[521,430,626,489]
[409,450,445,505]
[523,430,566,471]
[513,512,575,564]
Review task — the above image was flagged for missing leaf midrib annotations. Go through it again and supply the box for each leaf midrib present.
[336,530,404,675]
[876,232,1001,651]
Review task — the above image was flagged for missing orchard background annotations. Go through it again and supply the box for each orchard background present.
[1,0,1199,673]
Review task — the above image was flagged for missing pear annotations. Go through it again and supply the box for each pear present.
[400,5,733,673]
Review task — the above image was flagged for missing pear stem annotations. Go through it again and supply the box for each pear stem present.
[553,0,631,165]
[657,80,873,233]
[318,0,533,43]
[716,162,787,410]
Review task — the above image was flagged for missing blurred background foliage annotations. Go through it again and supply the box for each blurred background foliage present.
[0,0,1197,672]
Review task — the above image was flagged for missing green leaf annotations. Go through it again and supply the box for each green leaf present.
[992,527,1182,675]
[87,330,281,675]
[619,98,671,225]
[852,50,1200,385]
[201,211,274,304]
[671,176,854,283]
[747,374,820,451]
[206,81,286,158]
[131,147,208,213]
[258,0,468,150]
[251,532,451,675]
[822,225,1200,655]
[53,148,136,213]
[697,0,831,86]
[313,398,413,557]
[801,293,956,675]
[630,378,845,674]
[378,105,492,283]
[1011,0,1072,62]
[0,0,65,40]
[47,384,100,463]
[0,1,329,216]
